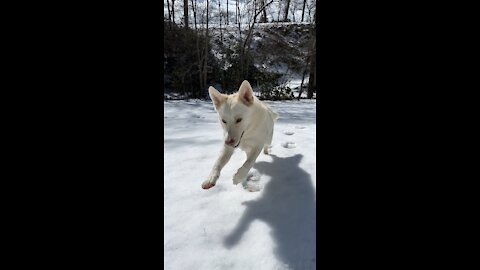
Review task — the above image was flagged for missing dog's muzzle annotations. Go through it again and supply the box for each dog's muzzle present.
[234,131,245,148]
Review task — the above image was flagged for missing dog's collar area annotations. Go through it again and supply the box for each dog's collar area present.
[234,131,245,148]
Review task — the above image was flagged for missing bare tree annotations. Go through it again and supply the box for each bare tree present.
[236,0,242,39]
[298,24,314,99]
[298,22,313,99]
[242,0,275,50]
[218,0,222,28]
[306,39,316,98]
[290,1,296,22]
[301,0,307,22]
[203,0,210,94]
[171,0,176,24]
[277,0,282,22]
[260,0,268,23]
[307,0,315,22]
[237,0,275,83]
[283,0,291,22]
[166,0,172,29]
[190,0,197,29]
[307,10,316,99]
[184,0,189,28]
[195,1,206,96]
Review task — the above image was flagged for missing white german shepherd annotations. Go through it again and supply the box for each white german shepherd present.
[202,80,278,189]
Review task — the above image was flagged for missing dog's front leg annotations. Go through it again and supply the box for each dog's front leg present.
[232,147,262,185]
[201,146,234,189]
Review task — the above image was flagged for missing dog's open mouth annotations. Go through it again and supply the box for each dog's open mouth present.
[234,131,245,148]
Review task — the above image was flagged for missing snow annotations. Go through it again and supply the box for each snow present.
[164,99,316,270]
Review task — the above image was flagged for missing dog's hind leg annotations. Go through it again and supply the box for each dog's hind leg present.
[263,145,269,155]
[233,146,262,185]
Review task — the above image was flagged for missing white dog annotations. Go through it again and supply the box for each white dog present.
[202,80,278,189]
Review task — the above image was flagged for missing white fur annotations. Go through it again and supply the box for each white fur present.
[201,80,278,189]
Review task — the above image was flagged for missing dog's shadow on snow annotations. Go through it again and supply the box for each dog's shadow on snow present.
[223,154,316,270]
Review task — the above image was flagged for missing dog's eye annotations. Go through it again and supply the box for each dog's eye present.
[236,118,242,123]
[222,119,226,123]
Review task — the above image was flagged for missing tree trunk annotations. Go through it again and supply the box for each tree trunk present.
[171,0,175,24]
[196,35,203,98]
[183,0,189,28]
[301,0,307,22]
[283,0,290,22]
[167,0,172,30]
[240,0,274,81]
[306,38,315,99]
[298,68,307,100]
[260,0,268,23]
[227,0,229,25]
[237,0,242,39]
[190,0,197,30]
[242,0,274,51]
[277,1,281,22]
[307,11,316,99]
[204,0,209,94]
[291,4,295,22]
[253,0,257,23]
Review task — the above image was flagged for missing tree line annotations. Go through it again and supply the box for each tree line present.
[164,0,316,99]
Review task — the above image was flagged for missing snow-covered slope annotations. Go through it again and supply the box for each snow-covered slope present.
[164,99,316,270]
[208,22,314,98]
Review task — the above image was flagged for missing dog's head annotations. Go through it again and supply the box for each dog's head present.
[208,80,255,148]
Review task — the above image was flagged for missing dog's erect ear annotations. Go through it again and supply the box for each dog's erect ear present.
[208,86,225,110]
[238,80,254,106]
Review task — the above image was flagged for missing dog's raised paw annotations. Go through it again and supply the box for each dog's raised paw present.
[232,171,248,185]
[232,177,244,185]
[201,181,215,189]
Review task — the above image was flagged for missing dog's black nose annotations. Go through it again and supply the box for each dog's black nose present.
[225,138,235,146]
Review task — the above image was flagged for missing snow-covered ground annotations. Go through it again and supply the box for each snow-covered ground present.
[164,99,316,270]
